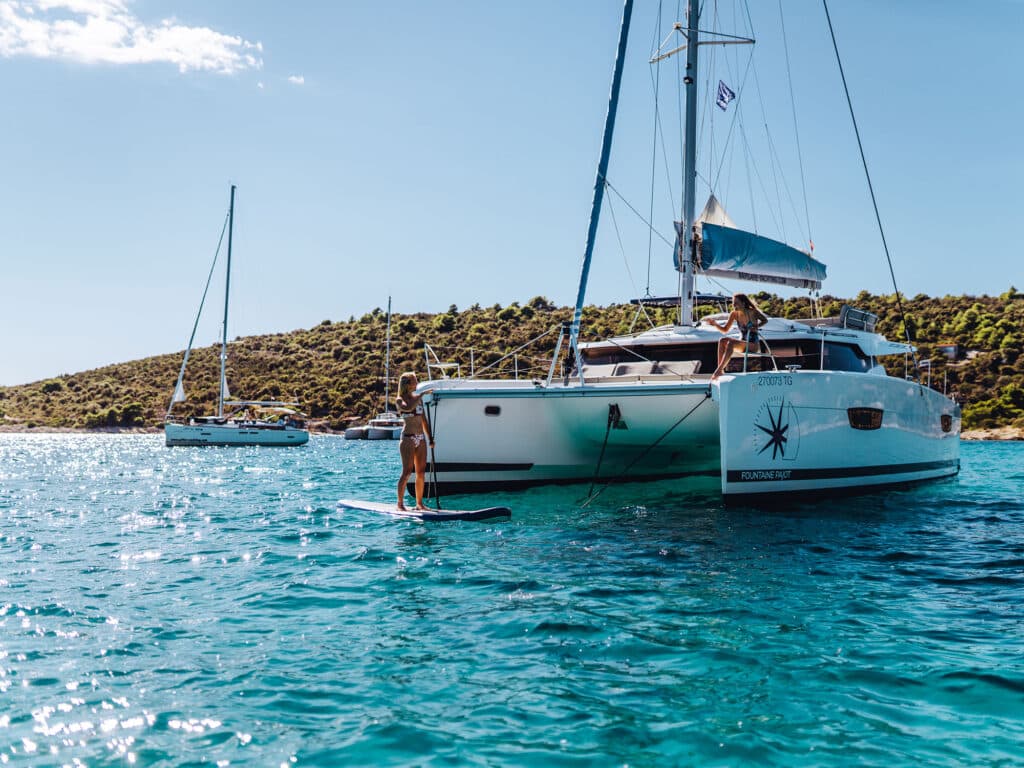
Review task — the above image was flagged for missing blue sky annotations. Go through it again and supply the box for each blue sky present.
[1,0,1020,386]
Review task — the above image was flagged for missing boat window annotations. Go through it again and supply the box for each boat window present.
[484,405,501,416]
[848,407,883,430]
[824,343,872,373]
[757,343,819,372]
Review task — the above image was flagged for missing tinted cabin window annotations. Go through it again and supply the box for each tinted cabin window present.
[823,343,872,373]
[848,407,883,430]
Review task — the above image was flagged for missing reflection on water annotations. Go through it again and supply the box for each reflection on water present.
[0,435,1022,765]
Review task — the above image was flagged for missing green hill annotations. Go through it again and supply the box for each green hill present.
[2,290,1022,432]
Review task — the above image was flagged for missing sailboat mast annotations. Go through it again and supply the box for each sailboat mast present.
[679,0,699,327]
[219,184,236,419]
[569,0,633,377]
[384,296,392,409]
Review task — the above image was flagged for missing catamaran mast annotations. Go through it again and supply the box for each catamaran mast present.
[569,0,633,377]
[218,184,235,419]
[679,0,699,327]
[384,295,392,410]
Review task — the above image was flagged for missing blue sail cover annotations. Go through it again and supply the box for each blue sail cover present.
[699,222,827,290]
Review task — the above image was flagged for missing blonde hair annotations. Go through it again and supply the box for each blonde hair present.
[397,371,418,405]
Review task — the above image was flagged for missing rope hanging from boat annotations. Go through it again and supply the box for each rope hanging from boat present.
[579,391,711,507]
[165,211,231,420]
[822,0,920,380]
[586,403,622,500]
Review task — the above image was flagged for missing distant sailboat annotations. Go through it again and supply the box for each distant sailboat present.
[345,296,403,440]
[164,185,310,447]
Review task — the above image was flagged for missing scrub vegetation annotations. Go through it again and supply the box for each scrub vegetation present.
[1,290,1021,432]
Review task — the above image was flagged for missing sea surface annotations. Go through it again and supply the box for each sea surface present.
[0,435,1022,767]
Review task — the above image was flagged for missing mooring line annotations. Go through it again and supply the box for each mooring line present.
[580,391,712,507]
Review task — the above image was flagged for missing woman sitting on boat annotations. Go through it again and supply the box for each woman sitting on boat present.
[709,293,769,379]
[396,371,434,511]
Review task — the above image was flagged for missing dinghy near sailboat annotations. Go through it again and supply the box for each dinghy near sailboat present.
[411,0,959,500]
[164,185,310,448]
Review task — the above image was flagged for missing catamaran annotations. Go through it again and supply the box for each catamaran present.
[416,0,959,500]
[164,185,310,447]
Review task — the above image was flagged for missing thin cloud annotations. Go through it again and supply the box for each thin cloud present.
[0,0,263,73]
[287,74,304,85]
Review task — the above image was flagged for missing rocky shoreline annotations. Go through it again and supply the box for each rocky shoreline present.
[960,426,1024,441]
[0,422,345,435]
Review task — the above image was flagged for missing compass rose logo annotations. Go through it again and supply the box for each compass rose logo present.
[755,399,789,460]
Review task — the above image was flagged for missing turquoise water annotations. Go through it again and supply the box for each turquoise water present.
[1,436,1022,767]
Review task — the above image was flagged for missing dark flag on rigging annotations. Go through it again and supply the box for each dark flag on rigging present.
[716,80,736,110]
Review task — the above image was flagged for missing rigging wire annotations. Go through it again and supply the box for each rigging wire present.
[822,0,919,378]
[604,179,676,250]
[741,4,808,247]
[675,0,685,221]
[166,211,231,419]
[765,130,789,244]
[778,0,813,250]
[605,187,653,331]
[645,0,666,297]
[736,119,785,235]
[710,49,755,194]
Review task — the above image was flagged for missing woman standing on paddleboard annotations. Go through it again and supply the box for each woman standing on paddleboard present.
[396,371,434,511]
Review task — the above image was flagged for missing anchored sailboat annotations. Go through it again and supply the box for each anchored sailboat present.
[414,0,959,500]
[344,296,404,440]
[164,185,310,447]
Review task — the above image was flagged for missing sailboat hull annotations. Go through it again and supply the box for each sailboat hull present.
[165,422,309,447]
[423,380,720,493]
[715,371,960,501]
[366,426,403,440]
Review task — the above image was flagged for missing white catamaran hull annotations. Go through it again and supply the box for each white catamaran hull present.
[165,422,310,447]
[426,380,720,493]
[366,425,403,440]
[715,371,960,501]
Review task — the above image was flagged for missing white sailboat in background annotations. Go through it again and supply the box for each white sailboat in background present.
[345,296,403,440]
[415,0,959,501]
[165,185,310,447]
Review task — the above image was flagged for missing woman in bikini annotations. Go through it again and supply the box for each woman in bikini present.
[709,293,769,379]
[396,371,434,511]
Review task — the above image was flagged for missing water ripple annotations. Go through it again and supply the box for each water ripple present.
[0,435,1022,765]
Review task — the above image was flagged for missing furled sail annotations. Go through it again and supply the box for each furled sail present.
[677,195,827,290]
[172,381,186,404]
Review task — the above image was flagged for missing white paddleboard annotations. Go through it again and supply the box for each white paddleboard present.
[337,499,511,522]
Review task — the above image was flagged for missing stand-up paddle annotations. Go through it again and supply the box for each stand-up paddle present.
[424,396,441,510]
[337,499,510,522]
